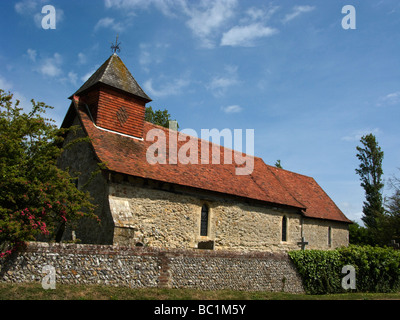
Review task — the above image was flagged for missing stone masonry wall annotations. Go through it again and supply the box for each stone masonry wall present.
[0,242,304,293]
[58,116,114,245]
[109,180,349,252]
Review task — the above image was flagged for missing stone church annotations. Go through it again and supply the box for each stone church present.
[59,53,351,252]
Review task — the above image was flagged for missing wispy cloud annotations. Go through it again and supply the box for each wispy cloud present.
[139,42,170,72]
[282,5,315,23]
[143,77,190,98]
[221,23,278,47]
[26,49,37,62]
[221,105,243,114]
[183,0,238,48]
[207,65,239,96]
[104,0,238,48]
[221,4,279,47]
[15,0,64,28]
[34,53,63,78]
[94,17,125,32]
[78,53,87,65]
[377,91,400,107]
[15,0,45,15]
[104,0,186,16]
[341,128,381,142]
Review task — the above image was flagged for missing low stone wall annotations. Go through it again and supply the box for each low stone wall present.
[0,242,304,293]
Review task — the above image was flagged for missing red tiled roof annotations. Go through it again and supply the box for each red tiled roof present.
[67,101,351,224]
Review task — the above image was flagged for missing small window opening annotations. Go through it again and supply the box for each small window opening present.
[328,226,332,246]
[200,204,209,237]
[282,216,287,242]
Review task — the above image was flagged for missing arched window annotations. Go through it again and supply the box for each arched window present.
[282,216,287,242]
[200,204,209,236]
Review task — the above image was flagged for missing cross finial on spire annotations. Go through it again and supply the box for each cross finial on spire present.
[111,35,121,54]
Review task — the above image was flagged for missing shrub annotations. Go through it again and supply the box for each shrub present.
[289,245,400,294]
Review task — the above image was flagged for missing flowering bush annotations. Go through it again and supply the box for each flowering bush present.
[0,89,99,257]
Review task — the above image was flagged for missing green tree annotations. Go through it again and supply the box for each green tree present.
[355,134,385,244]
[0,90,98,257]
[145,106,179,129]
[348,221,373,245]
[385,171,400,243]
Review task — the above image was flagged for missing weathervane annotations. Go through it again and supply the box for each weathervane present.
[111,35,121,54]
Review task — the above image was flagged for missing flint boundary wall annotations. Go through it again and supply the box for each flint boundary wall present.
[0,242,304,293]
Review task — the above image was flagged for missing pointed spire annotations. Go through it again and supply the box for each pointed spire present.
[72,54,151,102]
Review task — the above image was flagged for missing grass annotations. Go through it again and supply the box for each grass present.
[0,283,400,300]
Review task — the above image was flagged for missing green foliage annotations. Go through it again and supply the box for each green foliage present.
[288,249,343,294]
[0,89,98,256]
[355,134,385,231]
[274,160,283,169]
[289,245,400,294]
[145,106,179,129]
[349,221,374,245]
[339,245,400,293]
[385,171,400,243]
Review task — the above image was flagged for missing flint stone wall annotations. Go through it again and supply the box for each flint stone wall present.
[0,242,304,293]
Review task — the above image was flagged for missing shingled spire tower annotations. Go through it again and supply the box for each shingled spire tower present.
[70,53,151,139]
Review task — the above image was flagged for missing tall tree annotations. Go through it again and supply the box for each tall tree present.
[355,134,385,232]
[0,90,98,257]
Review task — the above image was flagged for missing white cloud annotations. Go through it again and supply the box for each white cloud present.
[282,5,315,23]
[36,53,63,78]
[244,7,265,22]
[341,128,381,142]
[15,0,64,28]
[139,42,169,72]
[94,17,125,32]
[241,5,279,24]
[221,23,278,47]
[221,105,242,114]
[184,0,238,48]
[207,65,239,96]
[78,53,87,65]
[105,0,187,17]
[67,71,78,86]
[377,91,400,107]
[143,77,190,98]
[26,49,37,62]
[104,0,238,48]
[15,0,42,15]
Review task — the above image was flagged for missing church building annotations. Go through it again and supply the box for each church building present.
[59,53,351,252]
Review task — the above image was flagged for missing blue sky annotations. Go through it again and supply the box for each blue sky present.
[1,0,400,225]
